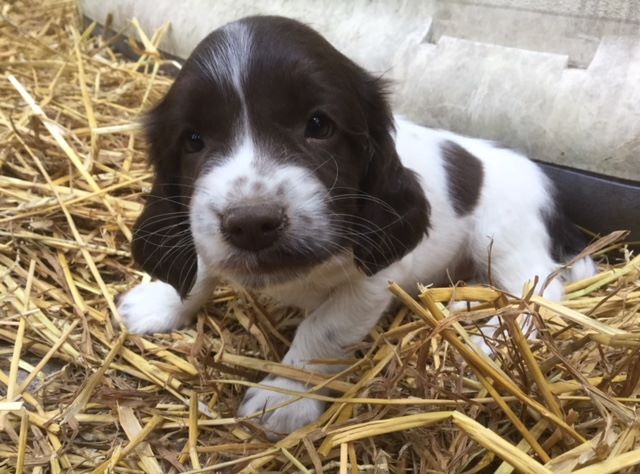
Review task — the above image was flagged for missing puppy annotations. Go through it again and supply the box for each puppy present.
[118,15,596,438]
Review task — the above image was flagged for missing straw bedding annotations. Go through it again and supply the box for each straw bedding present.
[1,1,640,472]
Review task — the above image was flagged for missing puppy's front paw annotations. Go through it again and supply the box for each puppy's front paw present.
[470,314,538,355]
[237,377,326,440]
[117,281,190,334]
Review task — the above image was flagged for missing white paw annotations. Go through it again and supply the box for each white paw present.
[117,281,191,334]
[471,334,494,356]
[237,376,326,440]
[448,299,479,313]
[470,314,501,355]
[566,257,597,283]
[471,314,538,356]
[540,278,565,302]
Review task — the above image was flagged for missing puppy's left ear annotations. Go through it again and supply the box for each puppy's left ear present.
[353,85,430,275]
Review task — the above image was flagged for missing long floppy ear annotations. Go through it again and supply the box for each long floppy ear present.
[131,98,198,297]
[131,181,198,297]
[352,82,430,275]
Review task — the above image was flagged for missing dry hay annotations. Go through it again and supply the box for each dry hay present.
[1,1,640,473]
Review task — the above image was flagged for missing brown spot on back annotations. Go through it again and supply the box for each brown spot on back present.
[441,141,484,216]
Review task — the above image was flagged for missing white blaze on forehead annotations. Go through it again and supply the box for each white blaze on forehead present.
[194,20,254,157]
[194,21,252,106]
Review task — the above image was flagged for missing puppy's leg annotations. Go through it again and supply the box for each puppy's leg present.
[118,260,216,334]
[237,275,392,439]
[471,235,591,352]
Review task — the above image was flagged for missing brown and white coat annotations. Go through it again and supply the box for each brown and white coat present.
[118,16,595,439]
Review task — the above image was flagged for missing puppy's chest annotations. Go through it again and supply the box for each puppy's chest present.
[259,256,361,312]
[259,283,330,312]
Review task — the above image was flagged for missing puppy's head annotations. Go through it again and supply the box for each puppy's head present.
[133,16,429,296]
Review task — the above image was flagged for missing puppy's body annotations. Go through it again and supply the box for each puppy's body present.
[119,16,595,438]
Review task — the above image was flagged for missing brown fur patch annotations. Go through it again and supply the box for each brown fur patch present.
[441,141,484,216]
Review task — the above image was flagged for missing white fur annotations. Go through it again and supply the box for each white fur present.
[189,132,332,284]
[120,117,596,437]
[195,22,252,98]
[237,377,325,441]
[119,258,215,333]
[118,280,188,333]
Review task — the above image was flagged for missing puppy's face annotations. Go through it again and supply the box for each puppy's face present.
[133,16,429,296]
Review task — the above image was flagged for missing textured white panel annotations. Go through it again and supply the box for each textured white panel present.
[81,0,640,180]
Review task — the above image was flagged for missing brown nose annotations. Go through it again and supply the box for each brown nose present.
[221,203,286,251]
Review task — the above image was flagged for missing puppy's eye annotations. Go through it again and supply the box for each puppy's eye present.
[305,112,334,140]
[183,130,205,153]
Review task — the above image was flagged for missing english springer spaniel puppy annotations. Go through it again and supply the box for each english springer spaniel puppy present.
[118,16,595,438]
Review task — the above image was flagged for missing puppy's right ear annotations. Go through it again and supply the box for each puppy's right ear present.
[131,95,198,298]
[131,181,197,298]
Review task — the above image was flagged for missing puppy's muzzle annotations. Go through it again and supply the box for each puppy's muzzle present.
[221,203,287,251]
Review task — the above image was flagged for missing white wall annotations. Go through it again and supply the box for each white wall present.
[82,0,640,181]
